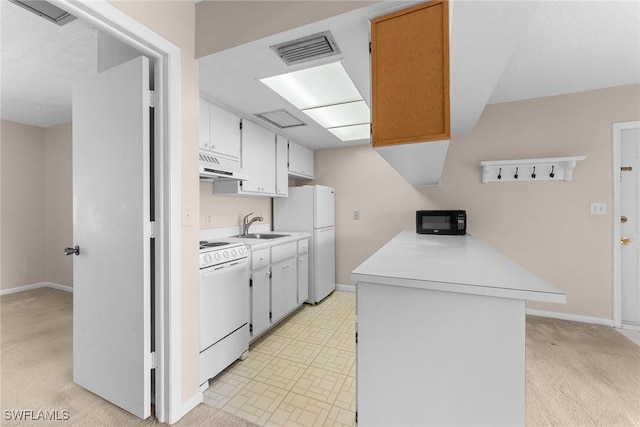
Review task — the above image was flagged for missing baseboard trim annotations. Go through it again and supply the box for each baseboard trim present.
[181,391,203,420]
[526,308,614,327]
[336,284,356,293]
[0,282,73,296]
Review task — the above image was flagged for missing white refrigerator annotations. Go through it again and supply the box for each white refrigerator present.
[274,185,336,304]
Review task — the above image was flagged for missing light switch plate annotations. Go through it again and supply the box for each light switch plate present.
[590,203,607,215]
[182,206,193,226]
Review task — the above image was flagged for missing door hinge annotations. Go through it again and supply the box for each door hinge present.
[355,332,358,344]
[146,221,156,239]
[370,123,373,135]
[368,41,371,53]
[249,324,253,333]
[147,90,156,108]
[269,270,272,279]
[239,120,243,130]
[249,278,253,287]
[269,311,272,320]
[149,351,157,369]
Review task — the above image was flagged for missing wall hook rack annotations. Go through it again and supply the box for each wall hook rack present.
[479,156,586,184]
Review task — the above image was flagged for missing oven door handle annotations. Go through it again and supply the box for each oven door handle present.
[201,259,248,276]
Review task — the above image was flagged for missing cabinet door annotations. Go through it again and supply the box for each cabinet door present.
[271,259,296,322]
[209,102,241,160]
[199,98,210,151]
[288,140,314,179]
[241,120,276,194]
[297,254,309,304]
[371,0,449,147]
[251,269,271,338]
[275,135,289,197]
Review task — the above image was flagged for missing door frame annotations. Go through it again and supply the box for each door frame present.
[53,0,183,423]
[612,120,640,328]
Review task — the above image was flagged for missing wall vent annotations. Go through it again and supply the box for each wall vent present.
[254,109,307,129]
[270,31,341,66]
[8,0,76,26]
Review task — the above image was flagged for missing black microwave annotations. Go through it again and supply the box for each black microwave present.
[416,210,466,235]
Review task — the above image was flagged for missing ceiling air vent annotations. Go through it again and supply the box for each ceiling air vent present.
[255,109,307,129]
[9,0,76,26]
[271,31,341,66]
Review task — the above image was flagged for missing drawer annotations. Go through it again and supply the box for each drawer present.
[251,248,270,270]
[297,239,309,255]
[271,242,297,264]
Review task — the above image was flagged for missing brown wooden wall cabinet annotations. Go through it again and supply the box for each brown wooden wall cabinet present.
[370,0,450,148]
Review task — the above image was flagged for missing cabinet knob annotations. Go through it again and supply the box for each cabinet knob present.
[621,236,632,245]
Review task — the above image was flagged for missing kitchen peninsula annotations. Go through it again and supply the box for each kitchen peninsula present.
[352,231,566,426]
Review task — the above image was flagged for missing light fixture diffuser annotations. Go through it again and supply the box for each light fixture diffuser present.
[302,100,370,129]
[260,62,362,110]
[327,124,371,142]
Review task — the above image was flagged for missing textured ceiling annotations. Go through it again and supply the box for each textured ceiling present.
[1,1,639,135]
[488,0,640,104]
[0,0,97,128]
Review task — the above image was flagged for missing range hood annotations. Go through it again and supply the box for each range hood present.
[199,151,250,181]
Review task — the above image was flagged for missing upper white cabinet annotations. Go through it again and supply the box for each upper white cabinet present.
[199,97,241,160]
[288,141,314,179]
[275,135,289,197]
[213,120,276,196]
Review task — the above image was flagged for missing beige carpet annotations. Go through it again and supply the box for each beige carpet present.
[525,315,640,426]
[1,288,639,426]
[0,288,256,427]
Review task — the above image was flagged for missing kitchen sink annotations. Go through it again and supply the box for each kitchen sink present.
[235,233,290,239]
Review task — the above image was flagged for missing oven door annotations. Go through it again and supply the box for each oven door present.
[199,259,249,351]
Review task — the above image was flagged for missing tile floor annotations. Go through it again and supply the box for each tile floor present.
[204,291,356,427]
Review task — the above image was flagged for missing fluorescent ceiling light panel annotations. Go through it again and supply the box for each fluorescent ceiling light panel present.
[260,62,362,110]
[302,100,370,129]
[327,124,371,142]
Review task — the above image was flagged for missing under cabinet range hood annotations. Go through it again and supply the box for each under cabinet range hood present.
[199,151,250,181]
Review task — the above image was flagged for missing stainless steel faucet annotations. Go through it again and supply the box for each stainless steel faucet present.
[242,212,263,236]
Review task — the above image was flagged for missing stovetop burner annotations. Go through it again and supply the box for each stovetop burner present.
[199,241,230,250]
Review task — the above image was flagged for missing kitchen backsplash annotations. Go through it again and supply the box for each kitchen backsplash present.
[199,181,272,230]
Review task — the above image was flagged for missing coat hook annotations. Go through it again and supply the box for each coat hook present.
[497,167,502,180]
[550,165,555,178]
[514,167,519,179]
[531,166,536,179]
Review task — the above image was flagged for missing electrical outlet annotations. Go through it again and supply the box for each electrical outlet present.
[205,212,214,226]
[353,210,360,220]
[590,203,607,215]
[182,207,193,226]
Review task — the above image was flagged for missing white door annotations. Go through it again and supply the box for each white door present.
[71,56,152,419]
[620,128,640,326]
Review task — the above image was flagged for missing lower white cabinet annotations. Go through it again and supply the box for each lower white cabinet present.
[248,237,310,341]
[250,268,270,338]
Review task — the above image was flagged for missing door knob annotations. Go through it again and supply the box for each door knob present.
[621,237,632,245]
[64,245,80,256]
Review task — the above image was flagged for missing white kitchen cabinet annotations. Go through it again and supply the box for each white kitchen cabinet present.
[250,268,271,338]
[246,236,310,342]
[271,259,296,323]
[199,97,241,160]
[288,140,314,179]
[275,135,289,197]
[213,120,276,196]
[297,253,309,304]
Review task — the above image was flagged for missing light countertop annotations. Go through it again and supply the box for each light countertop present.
[216,231,310,250]
[351,231,566,303]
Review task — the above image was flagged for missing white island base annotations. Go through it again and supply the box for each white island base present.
[352,231,566,426]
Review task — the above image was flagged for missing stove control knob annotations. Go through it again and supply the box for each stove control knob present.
[223,251,229,259]
[214,253,221,261]
[239,247,246,256]
[204,254,212,264]
[231,249,237,257]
